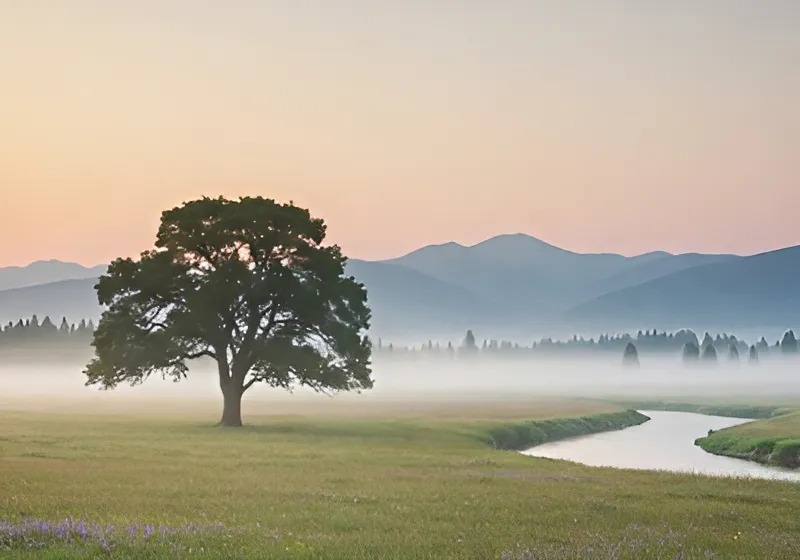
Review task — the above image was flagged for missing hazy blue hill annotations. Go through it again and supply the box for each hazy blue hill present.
[591,252,738,296]
[567,246,800,328]
[344,260,492,337]
[1,238,793,337]
[0,278,100,325]
[384,234,715,314]
[385,234,602,313]
[0,260,105,291]
[0,261,489,337]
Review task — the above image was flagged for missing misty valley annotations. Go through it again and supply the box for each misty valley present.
[3,233,800,559]
[3,2,800,555]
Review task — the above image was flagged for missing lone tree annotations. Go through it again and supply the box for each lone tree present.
[84,196,372,426]
[682,342,700,363]
[702,343,718,363]
[748,344,759,364]
[622,342,639,367]
[464,329,477,348]
[780,330,798,354]
[459,329,478,356]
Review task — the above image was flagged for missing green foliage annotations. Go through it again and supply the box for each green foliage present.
[487,410,649,450]
[619,401,788,419]
[696,411,800,468]
[85,196,372,425]
[772,440,800,468]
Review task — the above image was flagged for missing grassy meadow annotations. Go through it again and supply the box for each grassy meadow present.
[1,396,799,559]
[697,410,800,469]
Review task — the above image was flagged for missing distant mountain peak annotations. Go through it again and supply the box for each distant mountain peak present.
[6,259,104,270]
[434,241,468,250]
[28,259,84,267]
[392,233,563,261]
[475,232,543,242]
[392,240,469,261]
[470,232,563,252]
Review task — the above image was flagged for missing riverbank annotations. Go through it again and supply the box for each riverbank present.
[486,409,649,450]
[4,403,798,558]
[696,410,800,469]
[615,400,791,419]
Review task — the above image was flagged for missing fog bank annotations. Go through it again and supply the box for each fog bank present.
[2,355,798,417]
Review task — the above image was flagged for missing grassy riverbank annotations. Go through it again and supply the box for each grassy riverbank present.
[486,409,649,450]
[1,399,799,559]
[616,400,791,419]
[696,410,800,469]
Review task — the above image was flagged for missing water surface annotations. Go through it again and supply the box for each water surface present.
[522,410,800,482]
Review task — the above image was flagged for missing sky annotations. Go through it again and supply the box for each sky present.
[1,1,798,267]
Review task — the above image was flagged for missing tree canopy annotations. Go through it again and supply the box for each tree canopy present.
[682,342,700,363]
[622,342,639,367]
[701,343,718,362]
[780,330,798,354]
[85,196,372,426]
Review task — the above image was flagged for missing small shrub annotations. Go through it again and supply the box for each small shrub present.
[487,411,647,450]
[771,440,800,468]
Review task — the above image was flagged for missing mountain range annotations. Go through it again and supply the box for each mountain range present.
[0,260,106,291]
[1,235,797,339]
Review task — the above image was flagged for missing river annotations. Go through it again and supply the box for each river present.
[522,410,800,482]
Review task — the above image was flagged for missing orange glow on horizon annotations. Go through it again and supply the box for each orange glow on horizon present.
[1,1,798,267]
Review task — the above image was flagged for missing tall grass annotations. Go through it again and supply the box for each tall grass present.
[1,404,799,558]
[697,411,800,468]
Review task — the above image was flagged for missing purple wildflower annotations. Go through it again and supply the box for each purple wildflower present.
[0,517,231,552]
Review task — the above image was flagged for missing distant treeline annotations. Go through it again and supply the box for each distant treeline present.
[0,315,95,360]
[373,328,799,363]
[1,317,798,365]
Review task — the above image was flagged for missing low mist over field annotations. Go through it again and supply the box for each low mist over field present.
[3,242,800,420]
[4,352,799,414]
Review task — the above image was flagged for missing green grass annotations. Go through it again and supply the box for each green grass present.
[696,410,800,469]
[616,400,791,419]
[1,400,799,559]
[486,410,648,450]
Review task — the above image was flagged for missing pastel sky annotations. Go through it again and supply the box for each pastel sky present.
[1,1,798,267]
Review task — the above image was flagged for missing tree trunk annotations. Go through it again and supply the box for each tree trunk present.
[219,383,243,427]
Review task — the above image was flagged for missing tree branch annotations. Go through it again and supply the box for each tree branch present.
[243,375,261,391]
[184,349,217,361]
[143,321,170,333]
[232,302,278,380]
